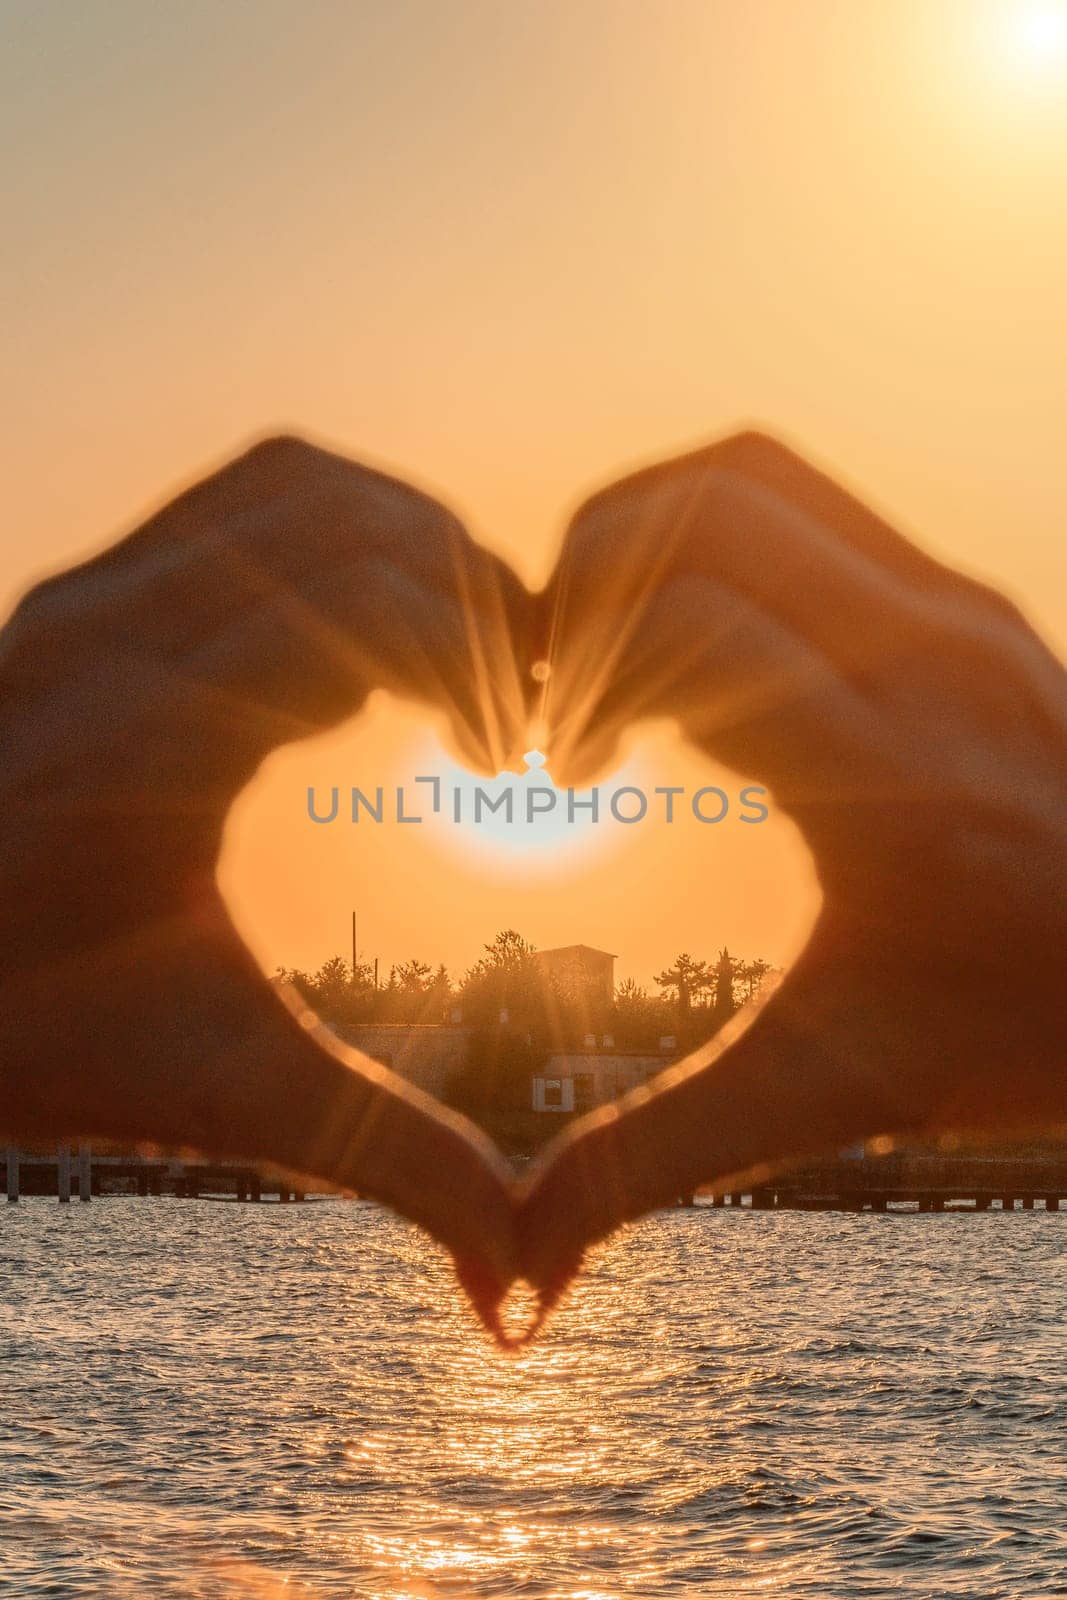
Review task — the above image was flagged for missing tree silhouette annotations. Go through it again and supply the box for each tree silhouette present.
[393,958,434,993]
[711,947,739,1024]
[468,929,536,975]
[738,956,773,1002]
[654,953,712,1016]
[275,954,376,1028]
[459,931,543,1028]
[276,933,776,1071]
[611,977,672,1050]
[429,963,454,1010]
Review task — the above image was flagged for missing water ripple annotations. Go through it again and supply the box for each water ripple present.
[0,1201,1064,1597]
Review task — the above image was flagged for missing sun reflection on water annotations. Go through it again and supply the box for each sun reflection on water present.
[3,1198,1064,1598]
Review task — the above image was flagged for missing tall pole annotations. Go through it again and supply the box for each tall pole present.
[351,910,357,980]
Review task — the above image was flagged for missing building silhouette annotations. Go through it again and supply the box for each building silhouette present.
[531,944,616,1008]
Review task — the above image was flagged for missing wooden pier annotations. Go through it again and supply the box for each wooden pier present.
[691,1150,1067,1212]
[6,1146,1065,1213]
[2,1147,307,1203]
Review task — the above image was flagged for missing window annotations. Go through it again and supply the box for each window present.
[573,1073,596,1111]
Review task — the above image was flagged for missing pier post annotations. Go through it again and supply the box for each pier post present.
[1048,1196,1060,1212]
[5,1148,18,1203]
[57,1145,71,1203]
[77,1143,92,1202]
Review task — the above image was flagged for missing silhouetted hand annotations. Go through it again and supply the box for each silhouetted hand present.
[0,436,530,1317]
[4,429,1063,1344]
[520,432,1067,1304]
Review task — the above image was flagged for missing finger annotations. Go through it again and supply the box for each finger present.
[541,433,931,703]
[701,433,992,601]
[184,560,531,782]
[545,427,1029,649]
[538,566,1013,887]
[537,432,1064,800]
[515,932,921,1305]
[511,955,819,1300]
[534,426,1064,779]
[538,580,1064,931]
[3,436,535,775]
[538,569,878,796]
[0,565,525,893]
[8,437,489,644]
[519,902,1067,1310]
[0,913,520,1338]
[701,434,1067,742]
[2,455,535,785]
[241,980,521,1329]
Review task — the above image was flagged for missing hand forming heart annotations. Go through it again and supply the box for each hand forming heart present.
[1,432,1064,1345]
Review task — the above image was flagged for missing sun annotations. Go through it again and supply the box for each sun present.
[1006,1,1067,69]
[408,735,644,877]
[969,0,1067,113]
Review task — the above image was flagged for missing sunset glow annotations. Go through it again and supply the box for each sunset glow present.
[3,5,1066,1599]
[4,0,1063,987]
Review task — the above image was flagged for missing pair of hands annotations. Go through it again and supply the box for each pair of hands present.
[1,432,1064,1343]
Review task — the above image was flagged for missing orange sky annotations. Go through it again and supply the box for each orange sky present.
[4,0,1065,984]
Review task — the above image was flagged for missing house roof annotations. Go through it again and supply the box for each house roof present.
[534,943,619,961]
